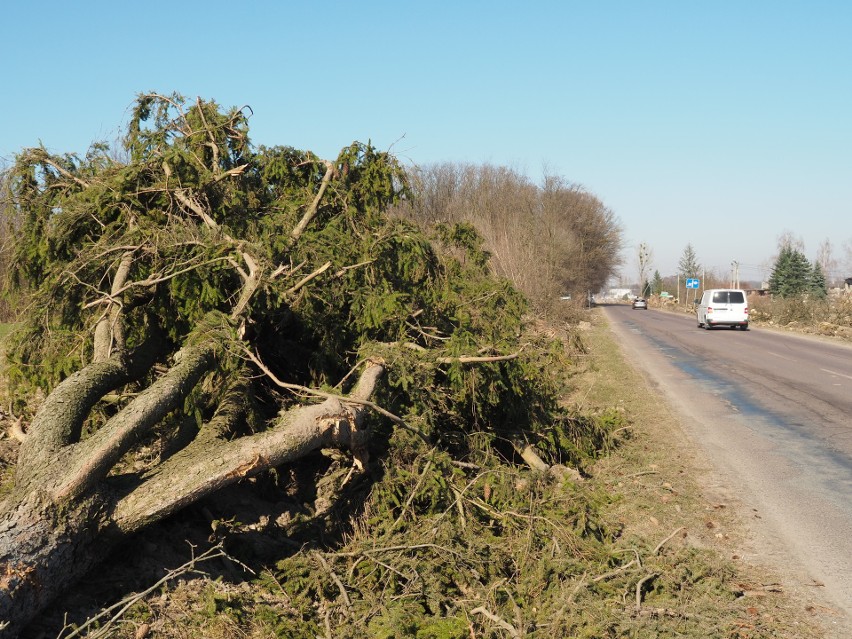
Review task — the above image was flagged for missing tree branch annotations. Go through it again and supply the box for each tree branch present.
[395,341,523,364]
[92,249,135,362]
[436,352,521,364]
[30,149,91,189]
[243,347,428,443]
[81,256,233,308]
[17,343,162,476]
[173,188,220,232]
[53,344,215,501]
[230,252,262,321]
[56,543,234,639]
[285,261,331,297]
[172,188,264,325]
[111,361,385,533]
[470,606,521,638]
[287,159,336,249]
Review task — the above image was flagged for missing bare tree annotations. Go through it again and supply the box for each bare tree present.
[776,231,806,254]
[637,242,653,295]
[843,239,852,279]
[816,238,838,287]
[396,164,623,310]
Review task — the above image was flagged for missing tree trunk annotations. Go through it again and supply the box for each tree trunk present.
[0,359,384,637]
[0,491,115,637]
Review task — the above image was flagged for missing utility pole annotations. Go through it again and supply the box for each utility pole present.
[731,261,739,288]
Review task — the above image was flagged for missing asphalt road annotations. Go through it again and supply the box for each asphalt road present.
[601,302,852,633]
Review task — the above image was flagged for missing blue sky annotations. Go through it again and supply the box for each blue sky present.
[2,1,850,285]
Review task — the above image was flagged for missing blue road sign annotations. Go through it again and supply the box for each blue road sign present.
[686,278,700,289]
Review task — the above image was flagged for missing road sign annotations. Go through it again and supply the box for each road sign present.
[686,278,700,289]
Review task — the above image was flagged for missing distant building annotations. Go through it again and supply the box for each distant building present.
[608,288,633,300]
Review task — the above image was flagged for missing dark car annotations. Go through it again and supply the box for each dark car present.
[632,297,648,310]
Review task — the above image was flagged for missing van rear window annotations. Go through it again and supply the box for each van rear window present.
[712,291,745,304]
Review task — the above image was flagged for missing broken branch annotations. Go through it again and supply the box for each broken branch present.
[470,606,521,638]
[288,159,336,248]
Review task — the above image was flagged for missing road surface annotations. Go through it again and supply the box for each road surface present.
[602,303,852,635]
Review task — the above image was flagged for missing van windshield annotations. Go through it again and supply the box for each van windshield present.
[712,291,745,304]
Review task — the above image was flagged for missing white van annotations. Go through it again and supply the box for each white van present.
[696,289,749,330]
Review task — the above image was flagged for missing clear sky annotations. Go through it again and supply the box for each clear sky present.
[2,1,850,285]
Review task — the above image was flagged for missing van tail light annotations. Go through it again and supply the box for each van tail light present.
[745,307,749,315]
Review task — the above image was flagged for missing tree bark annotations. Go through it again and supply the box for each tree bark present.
[18,340,162,477]
[0,359,383,637]
[92,248,135,362]
[53,344,215,502]
[113,361,381,533]
[0,491,114,638]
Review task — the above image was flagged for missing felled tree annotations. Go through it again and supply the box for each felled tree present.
[0,94,564,635]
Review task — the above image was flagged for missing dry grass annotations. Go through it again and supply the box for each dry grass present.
[749,294,852,340]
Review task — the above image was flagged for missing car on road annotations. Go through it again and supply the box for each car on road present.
[696,288,749,330]
[632,297,648,310]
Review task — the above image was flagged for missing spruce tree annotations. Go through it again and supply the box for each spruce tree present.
[810,261,828,298]
[769,246,813,297]
[678,244,701,280]
[652,270,663,295]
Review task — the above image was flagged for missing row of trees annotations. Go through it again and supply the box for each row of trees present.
[635,238,836,300]
[393,163,623,310]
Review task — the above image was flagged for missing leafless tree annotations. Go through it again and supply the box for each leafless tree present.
[776,231,805,254]
[637,242,653,294]
[816,238,838,287]
[838,238,852,281]
[396,164,622,310]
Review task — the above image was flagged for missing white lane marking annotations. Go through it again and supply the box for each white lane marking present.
[820,368,852,381]
[767,351,798,362]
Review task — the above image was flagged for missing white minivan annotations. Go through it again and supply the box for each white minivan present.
[696,289,749,330]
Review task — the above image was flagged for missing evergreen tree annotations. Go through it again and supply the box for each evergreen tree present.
[769,246,813,297]
[810,261,828,298]
[678,244,701,280]
[652,270,663,295]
